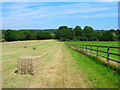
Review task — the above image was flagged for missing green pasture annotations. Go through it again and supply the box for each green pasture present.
[68,41,119,61]
[65,44,119,88]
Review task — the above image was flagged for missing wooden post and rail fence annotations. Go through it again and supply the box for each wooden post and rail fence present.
[65,42,120,64]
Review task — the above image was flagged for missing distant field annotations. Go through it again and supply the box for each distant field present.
[2,40,119,88]
[2,40,93,88]
[68,41,119,61]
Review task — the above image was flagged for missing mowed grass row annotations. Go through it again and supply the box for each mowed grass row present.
[65,43,119,88]
[68,41,119,61]
[2,40,59,88]
[2,40,119,88]
[2,40,58,71]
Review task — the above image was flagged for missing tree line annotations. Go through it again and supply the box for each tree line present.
[55,26,120,41]
[1,26,120,42]
[2,29,52,41]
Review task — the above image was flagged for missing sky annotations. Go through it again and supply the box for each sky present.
[1,0,120,2]
[1,2,118,30]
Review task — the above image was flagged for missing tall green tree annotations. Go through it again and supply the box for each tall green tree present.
[56,26,73,41]
[5,29,18,41]
[83,26,94,41]
[73,26,83,37]
[37,31,51,40]
[103,31,114,41]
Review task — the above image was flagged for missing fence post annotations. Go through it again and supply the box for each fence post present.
[97,46,99,56]
[83,45,84,51]
[82,45,83,51]
[90,45,92,53]
[107,46,110,63]
[86,45,87,51]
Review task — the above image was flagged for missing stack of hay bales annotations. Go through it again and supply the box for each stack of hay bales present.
[18,56,40,75]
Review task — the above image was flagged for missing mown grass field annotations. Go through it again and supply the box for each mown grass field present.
[68,41,119,61]
[2,40,119,88]
[65,44,119,88]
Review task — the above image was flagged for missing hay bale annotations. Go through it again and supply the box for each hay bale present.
[18,56,40,75]
[24,46,27,48]
[33,47,36,50]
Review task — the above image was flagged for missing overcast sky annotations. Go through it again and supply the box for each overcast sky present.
[2,2,118,30]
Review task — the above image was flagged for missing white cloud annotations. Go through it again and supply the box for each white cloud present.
[96,0,119,2]
[2,2,112,19]
[60,3,89,7]
[80,13,117,18]
[17,7,110,19]
[1,0,120,2]
[2,2,117,29]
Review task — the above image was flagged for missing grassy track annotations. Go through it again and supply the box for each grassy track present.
[2,40,91,88]
[2,40,119,88]
[65,43,119,88]
[68,41,119,61]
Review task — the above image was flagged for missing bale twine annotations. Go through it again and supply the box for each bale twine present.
[17,56,40,75]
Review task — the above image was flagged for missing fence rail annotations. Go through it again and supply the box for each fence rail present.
[66,42,120,63]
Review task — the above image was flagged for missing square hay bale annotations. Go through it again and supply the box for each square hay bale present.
[18,56,40,75]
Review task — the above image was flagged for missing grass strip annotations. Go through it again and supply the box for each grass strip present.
[65,43,119,88]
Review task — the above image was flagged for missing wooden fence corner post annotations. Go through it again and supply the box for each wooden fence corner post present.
[86,45,87,51]
[97,46,99,56]
[82,45,83,51]
[90,45,92,53]
[107,46,110,64]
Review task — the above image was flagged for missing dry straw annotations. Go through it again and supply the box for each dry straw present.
[17,56,40,75]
